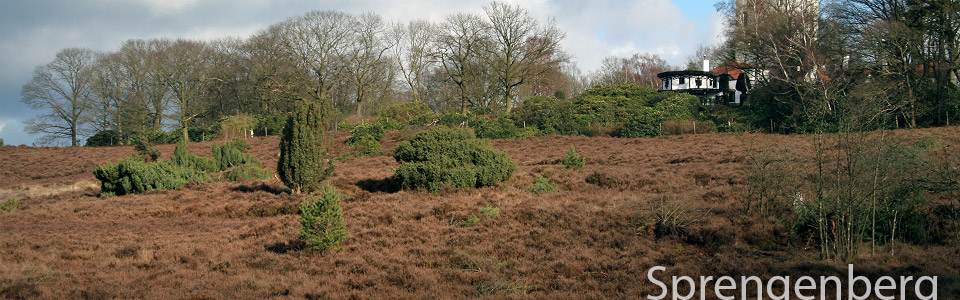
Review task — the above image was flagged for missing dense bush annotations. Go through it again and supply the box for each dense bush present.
[94,157,208,196]
[134,138,161,162]
[579,83,658,100]
[511,84,708,138]
[512,96,581,135]
[0,138,4,146]
[392,127,516,192]
[212,138,261,171]
[347,121,386,144]
[653,94,700,121]
[472,116,521,139]
[616,107,664,138]
[380,102,437,126]
[85,130,122,147]
[563,146,584,169]
[347,135,383,157]
[299,185,347,251]
[171,141,218,173]
[278,100,335,194]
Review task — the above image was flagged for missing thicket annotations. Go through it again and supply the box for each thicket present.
[94,157,208,196]
[299,184,347,251]
[213,138,271,181]
[512,84,706,138]
[392,127,516,192]
[278,100,335,194]
[746,133,960,261]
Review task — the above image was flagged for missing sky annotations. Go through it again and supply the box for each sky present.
[0,0,725,146]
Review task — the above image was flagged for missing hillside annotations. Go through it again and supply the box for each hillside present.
[1,127,959,299]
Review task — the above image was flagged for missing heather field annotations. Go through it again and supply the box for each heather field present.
[1,127,959,299]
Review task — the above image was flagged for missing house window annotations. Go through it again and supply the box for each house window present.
[695,78,702,87]
[679,77,685,84]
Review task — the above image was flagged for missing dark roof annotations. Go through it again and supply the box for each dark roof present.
[656,70,716,78]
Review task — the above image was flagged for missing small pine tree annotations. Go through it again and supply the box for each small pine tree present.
[528,176,557,194]
[299,185,347,251]
[563,146,584,169]
[278,100,335,194]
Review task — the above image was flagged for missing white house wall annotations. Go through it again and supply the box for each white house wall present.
[662,75,718,91]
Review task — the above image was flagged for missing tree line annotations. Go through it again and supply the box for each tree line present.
[21,2,582,146]
[22,0,960,146]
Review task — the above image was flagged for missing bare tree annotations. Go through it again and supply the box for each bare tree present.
[21,47,97,146]
[391,19,436,104]
[437,12,494,114]
[274,10,353,102]
[684,43,723,70]
[88,51,133,141]
[591,53,671,89]
[345,12,395,116]
[157,39,215,143]
[116,40,166,133]
[484,1,564,112]
[245,28,307,114]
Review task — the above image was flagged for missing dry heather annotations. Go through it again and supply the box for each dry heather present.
[1,127,959,299]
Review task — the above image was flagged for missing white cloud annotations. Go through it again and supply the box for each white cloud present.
[136,0,202,15]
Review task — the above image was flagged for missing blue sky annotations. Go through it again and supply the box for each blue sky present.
[0,0,725,146]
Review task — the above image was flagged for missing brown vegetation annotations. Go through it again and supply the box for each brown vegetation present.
[1,127,959,299]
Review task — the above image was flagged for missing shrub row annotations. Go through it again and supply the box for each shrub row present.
[512,84,704,138]
[94,157,208,196]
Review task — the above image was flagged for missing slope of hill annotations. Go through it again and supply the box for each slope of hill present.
[1,127,958,299]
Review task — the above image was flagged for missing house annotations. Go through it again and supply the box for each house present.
[657,60,760,106]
